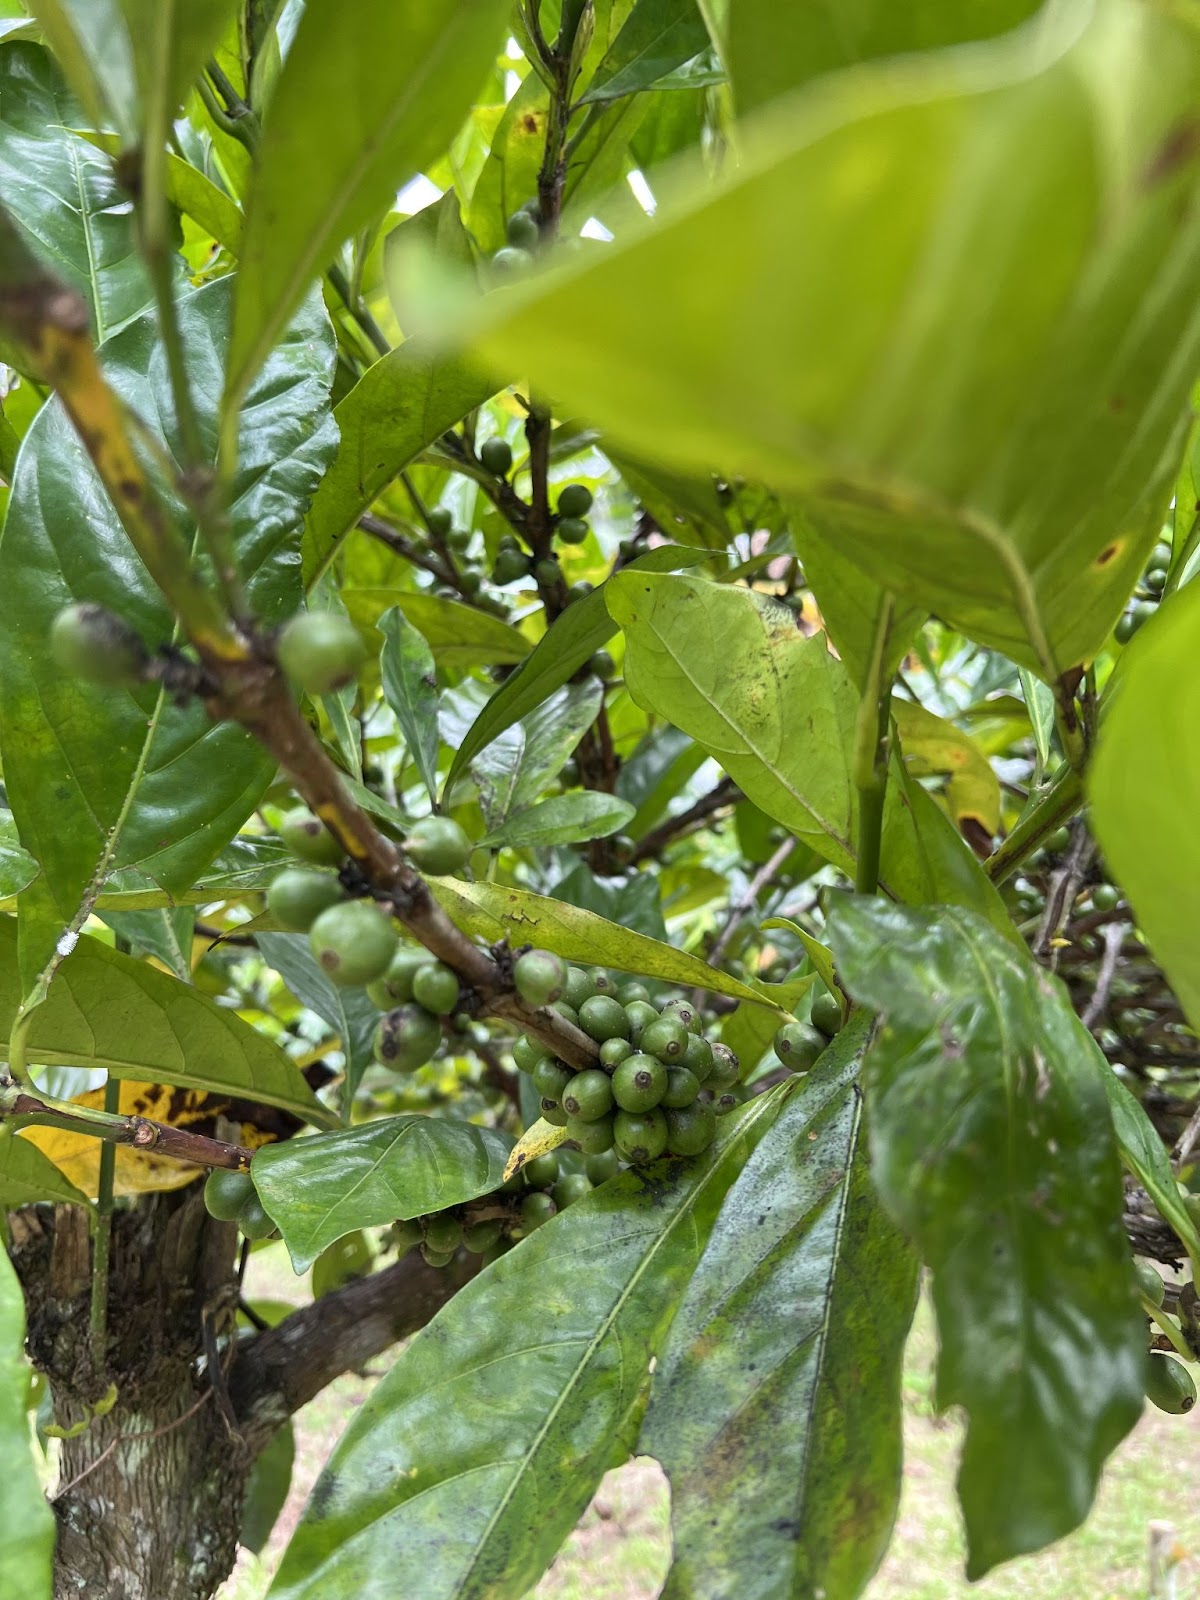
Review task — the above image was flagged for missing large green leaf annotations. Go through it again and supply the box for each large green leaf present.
[225,0,510,409]
[608,573,1008,925]
[470,681,602,829]
[117,0,239,174]
[443,544,707,801]
[792,508,925,683]
[480,791,635,850]
[0,918,333,1124]
[643,1016,919,1600]
[430,875,782,1010]
[464,0,1200,677]
[581,0,711,104]
[23,0,137,138]
[827,898,1145,1578]
[1102,1070,1200,1267]
[0,1127,90,1209]
[302,340,496,585]
[378,607,440,809]
[1090,583,1200,1029]
[0,1241,54,1598]
[344,589,529,670]
[256,933,377,1108]
[0,42,151,342]
[0,276,336,981]
[268,1091,785,1600]
[253,1115,514,1273]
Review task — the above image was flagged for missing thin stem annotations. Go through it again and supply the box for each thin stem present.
[853,593,896,897]
[205,60,260,151]
[984,763,1084,883]
[328,261,389,359]
[0,1082,254,1171]
[89,1073,121,1364]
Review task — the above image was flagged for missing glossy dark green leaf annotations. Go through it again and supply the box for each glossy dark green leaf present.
[346,591,528,671]
[431,877,775,1010]
[256,933,377,1107]
[827,898,1145,1578]
[117,0,239,167]
[0,918,332,1124]
[225,0,510,407]
[1102,1070,1200,1266]
[0,42,151,342]
[0,1128,90,1210]
[378,607,440,808]
[551,861,668,943]
[268,1092,785,1600]
[616,725,700,834]
[480,791,635,850]
[302,341,496,585]
[23,0,137,137]
[443,544,706,801]
[643,1015,918,1600]
[1090,583,1200,1029]
[0,1240,54,1597]
[466,3,1200,677]
[0,818,37,905]
[99,906,195,982]
[0,276,335,980]
[608,574,1009,927]
[82,132,244,251]
[471,681,602,829]
[242,1420,296,1557]
[55,835,293,915]
[581,0,711,104]
[253,1115,514,1272]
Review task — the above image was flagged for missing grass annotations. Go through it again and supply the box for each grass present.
[217,1252,1200,1600]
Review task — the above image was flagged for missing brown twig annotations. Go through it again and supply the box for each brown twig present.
[1082,921,1126,1030]
[4,1089,255,1172]
[633,778,739,862]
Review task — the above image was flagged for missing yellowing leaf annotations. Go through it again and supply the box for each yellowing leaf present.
[503,1117,569,1181]
[893,699,1001,835]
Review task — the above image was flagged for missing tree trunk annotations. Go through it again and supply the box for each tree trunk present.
[9,1191,478,1600]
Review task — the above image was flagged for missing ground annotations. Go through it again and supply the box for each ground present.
[217,1247,1200,1600]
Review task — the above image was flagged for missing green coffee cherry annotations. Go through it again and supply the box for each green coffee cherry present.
[50,602,148,685]
[534,557,560,587]
[1092,883,1121,912]
[367,946,431,1008]
[566,1114,615,1154]
[600,1037,634,1069]
[309,900,397,987]
[512,1034,546,1073]
[665,1101,716,1156]
[493,549,531,586]
[459,570,482,597]
[1135,1259,1166,1306]
[810,991,842,1039]
[421,1244,455,1268]
[1145,566,1168,594]
[373,1003,442,1072]
[266,869,344,932]
[662,1066,701,1109]
[562,1068,614,1122]
[567,580,594,603]
[618,982,650,1005]
[523,1153,560,1189]
[1046,826,1071,853]
[506,211,540,250]
[463,1217,504,1253]
[553,1000,579,1027]
[515,950,568,1007]
[554,1173,592,1209]
[624,1000,659,1042]
[585,1148,620,1184]
[277,612,367,695]
[405,816,472,875]
[280,808,344,866]
[427,508,453,538]
[564,967,597,1010]
[533,1058,572,1101]
[392,1217,423,1253]
[681,1034,714,1082]
[556,516,589,545]
[446,525,472,552]
[614,1107,668,1164]
[713,1087,744,1117]
[773,1021,825,1072]
[578,995,630,1042]
[238,1193,277,1240]
[480,437,513,477]
[641,1015,688,1064]
[423,1213,463,1253]
[1145,1352,1197,1413]
[492,245,533,279]
[520,1191,558,1231]
[204,1168,255,1222]
[708,1043,740,1088]
[412,961,460,1015]
[540,1098,569,1126]
[589,649,615,680]
[612,1053,667,1113]
[660,998,701,1035]
[557,483,593,518]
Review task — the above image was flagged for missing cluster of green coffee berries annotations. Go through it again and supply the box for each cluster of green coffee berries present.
[491,481,596,591]
[1135,1258,1198,1414]
[491,199,540,279]
[771,986,842,1072]
[508,951,743,1163]
[202,1166,276,1238]
[1115,536,1171,643]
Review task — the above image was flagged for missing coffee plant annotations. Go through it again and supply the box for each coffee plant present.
[0,1,1198,1597]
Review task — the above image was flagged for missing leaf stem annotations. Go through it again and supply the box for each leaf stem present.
[89,1072,120,1364]
[983,763,1084,883]
[853,593,896,896]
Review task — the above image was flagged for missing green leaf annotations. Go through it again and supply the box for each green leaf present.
[0,918,334,1125]
[302,341,496,586]
[345,590,529,671]
[23,0,137,138]
[760,916,838,998]
[117,0,239,162]
[465,3,1200,676]
[827,898,1145,1578]
[471,681,602,829]
[242,1419,296,1556]
[608,574,1009,926]
[893,697,1001,835]
[1090,583,1200,1030]
[1102,1069,1200,1268]
[443,544,707,800]
[81,132,244,251]
[0,817,37,904]
[0,276,336,979]
[643,1016,919,1600]
[481,791,635,850]
[466,73,547,256]
[1019,666,1057,774]
[0,1127,91,1209]
[430,876,778,1010]
[268,1092,785,1600]
[99,906,195,982]
[792,509,924,683]
[0,1240,54,1598]
[581,0,711,104]
[0,42,151,342]
[256,933,378,1107]
[378,607,440,809]
[253,1115,514,1273]
[225,0,510,408]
